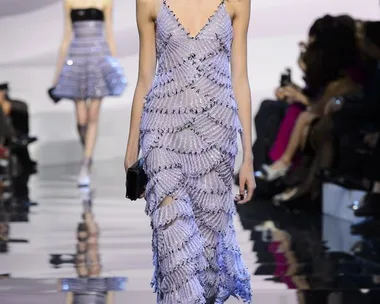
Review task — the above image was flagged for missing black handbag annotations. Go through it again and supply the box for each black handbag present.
[125,158,148,201]
[48,87,61,103]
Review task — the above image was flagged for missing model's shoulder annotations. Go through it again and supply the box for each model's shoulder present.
[226,0,251,10]
[136,0,160,18]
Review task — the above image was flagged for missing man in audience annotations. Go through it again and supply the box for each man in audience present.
[0,83,37,173]
[0,104,13,143]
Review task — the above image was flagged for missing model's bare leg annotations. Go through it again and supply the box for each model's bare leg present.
[75,100,88,147]
[78,99,101,186]
[84,99,101,159]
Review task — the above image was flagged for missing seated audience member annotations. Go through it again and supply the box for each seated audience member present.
[0,105,13,144]
[260,15,362,184]
[268,68,310,168]
[354,21,380,216]
[252,51,312,175]
[274,16,380,206]
[0,83,37,173]
[324,20,380,216]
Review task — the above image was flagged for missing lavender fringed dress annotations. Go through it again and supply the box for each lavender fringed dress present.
[140,1,252,303]
[53,8,127,100]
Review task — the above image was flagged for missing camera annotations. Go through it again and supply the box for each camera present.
[280,68,292,87]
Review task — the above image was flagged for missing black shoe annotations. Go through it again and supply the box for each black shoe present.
[354,193,380,217]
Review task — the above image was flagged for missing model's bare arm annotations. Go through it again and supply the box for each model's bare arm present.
[230,0,253,163]
[104,0,117,56]
[53,0,72,84]
[230,0,255,203]
[124,0,157,168]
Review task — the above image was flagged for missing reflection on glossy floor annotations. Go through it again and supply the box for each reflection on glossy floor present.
[1,159,380,303]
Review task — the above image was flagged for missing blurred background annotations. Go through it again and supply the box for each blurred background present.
[0,0,378,165]
[1,0,380,303]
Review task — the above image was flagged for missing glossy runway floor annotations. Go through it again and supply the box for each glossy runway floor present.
[1,159,380,303]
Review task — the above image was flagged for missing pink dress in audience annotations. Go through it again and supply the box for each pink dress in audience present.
[269,103,306,163]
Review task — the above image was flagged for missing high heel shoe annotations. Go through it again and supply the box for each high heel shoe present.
[261,162,290,181]
[272,186,316,212]
[273,188,299,205]
[77,159,91,187]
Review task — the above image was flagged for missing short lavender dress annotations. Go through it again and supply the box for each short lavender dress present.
[139,1,252,303]
[53,8,127,100]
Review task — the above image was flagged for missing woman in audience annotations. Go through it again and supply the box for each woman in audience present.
[272,15,368,204]
[268,55,310,168]
[52,0,127,187]
[260,15,361,182]
[250,45,310,179]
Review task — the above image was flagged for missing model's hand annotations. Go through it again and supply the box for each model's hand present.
[237,160,256,204]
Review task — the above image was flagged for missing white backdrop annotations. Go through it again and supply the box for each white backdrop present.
[0,0,379,165]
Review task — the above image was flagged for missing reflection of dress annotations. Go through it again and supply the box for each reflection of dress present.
[60,277,127,304]
[139,1,251,303]
[54,8,127,100]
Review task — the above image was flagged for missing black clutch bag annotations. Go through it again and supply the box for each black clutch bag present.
[125,158,148,201]
[48,87,61,103]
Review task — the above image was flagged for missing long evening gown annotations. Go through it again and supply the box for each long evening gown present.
[139,1,252,303]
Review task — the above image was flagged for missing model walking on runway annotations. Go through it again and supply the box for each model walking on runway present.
[53,0,127,187]
[125,0,255,302]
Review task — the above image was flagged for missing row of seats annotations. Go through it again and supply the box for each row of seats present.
[234,16,380,274]
[240,16,380,216]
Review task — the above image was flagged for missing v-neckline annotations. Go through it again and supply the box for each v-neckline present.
[163,0,225,40]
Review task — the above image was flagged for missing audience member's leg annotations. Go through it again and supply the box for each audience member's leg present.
[310,116,335,170]
[266,111,317,171]
[269,103,305,162]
